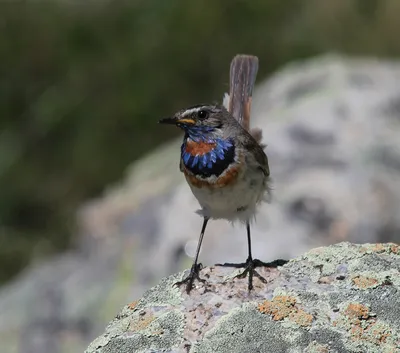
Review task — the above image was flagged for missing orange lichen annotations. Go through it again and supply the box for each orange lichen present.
[128,300,138,310]
[344,303,370,320]
[339,303,395,345]
[185,141,217,156]
[289,310,314,327]
[360,243,399,255]
[258,295,313,327]
[350,320,392,345]
[390,244,399,254]
[258,295,297,320]
[372,328,390,343]
[370,244,386,253]
[130,312,155,332]
[352,275,379,289]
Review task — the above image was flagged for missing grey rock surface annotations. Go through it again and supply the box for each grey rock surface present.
[1,55,400,353]
[86,242,400,353]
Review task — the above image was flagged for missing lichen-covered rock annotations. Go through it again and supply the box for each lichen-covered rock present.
[2,55,400,353]
[85,242,400,353]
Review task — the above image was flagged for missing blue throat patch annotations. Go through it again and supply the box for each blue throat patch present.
[181,129,235,178]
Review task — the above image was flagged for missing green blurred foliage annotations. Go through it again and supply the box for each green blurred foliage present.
[1,0,400,283]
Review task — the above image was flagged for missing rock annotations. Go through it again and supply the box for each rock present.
[85,242,400,353]
[2,55,400,353]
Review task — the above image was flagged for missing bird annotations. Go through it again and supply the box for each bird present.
[159,101,272,293]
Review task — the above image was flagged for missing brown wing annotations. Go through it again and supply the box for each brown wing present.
[247,138,270,176]
[233,124,269,177]
[253,144,270,177]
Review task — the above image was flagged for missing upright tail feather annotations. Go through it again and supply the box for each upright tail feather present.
[224,54,264,146]
[228,55,259,131]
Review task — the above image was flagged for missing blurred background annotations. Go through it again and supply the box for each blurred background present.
[1,0,400,352]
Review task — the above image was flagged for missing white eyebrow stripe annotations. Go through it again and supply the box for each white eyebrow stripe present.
[181,107,206,117]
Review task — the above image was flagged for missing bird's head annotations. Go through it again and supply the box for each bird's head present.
[159,104,227,141]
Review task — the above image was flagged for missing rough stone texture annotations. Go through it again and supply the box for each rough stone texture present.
[86,242,400,353]
[2,55,400,352]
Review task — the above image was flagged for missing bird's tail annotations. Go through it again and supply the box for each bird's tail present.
[223,54,264,145]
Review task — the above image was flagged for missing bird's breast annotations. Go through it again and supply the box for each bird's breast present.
[184,140,217,156]
[181,138,236,179]
[184,162,242,188]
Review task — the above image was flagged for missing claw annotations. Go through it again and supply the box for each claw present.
[217,257,284,290]
[175,263,205,293]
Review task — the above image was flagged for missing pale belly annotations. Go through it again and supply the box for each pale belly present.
[186,169,268,222]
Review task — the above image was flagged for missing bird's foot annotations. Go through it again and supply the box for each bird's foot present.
[234,258,268,291]
[175,263,205,294]
[217,258,287,290]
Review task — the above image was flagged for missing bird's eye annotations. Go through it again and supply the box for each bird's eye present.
[198,110,208,120]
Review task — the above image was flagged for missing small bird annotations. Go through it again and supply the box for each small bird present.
[159,55,272,293]
[159,103,271,292]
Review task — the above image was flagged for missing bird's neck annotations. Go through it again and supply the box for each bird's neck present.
[184,126,215,143]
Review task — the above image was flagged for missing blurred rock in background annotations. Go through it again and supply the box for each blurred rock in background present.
[2,0,400,285]
[1,0,400,352]
[2,55,400,353]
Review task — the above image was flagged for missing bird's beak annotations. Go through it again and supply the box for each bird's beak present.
[158,117,195,125]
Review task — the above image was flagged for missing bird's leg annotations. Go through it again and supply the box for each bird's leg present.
[217,222,285,290]
[175,217,209,294]
[235,222,268,290]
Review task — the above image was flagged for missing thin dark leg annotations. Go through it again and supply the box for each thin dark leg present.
[217,221,287,290]
[175,217,209,293]
[236,222,267,290]
[246,222,253,260]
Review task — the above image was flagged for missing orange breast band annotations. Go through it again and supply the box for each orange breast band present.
[184,163,241,189]
[185,140,216,156]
